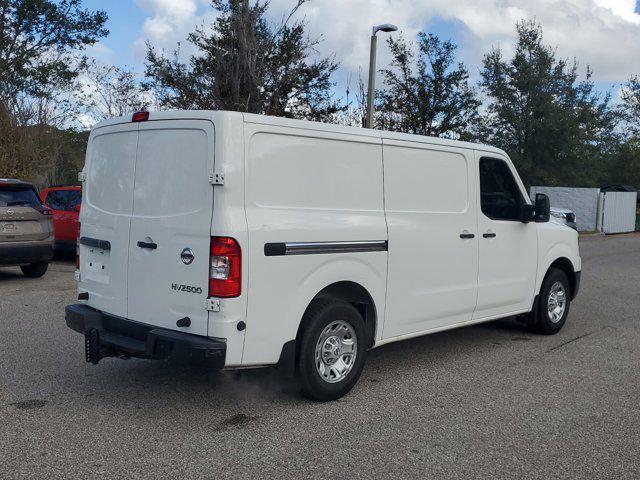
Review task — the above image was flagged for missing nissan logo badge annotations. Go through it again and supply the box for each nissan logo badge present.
[180,248,195,265]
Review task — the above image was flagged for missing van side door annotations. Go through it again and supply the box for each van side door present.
[473,153,538,320]
[382,141,479,339]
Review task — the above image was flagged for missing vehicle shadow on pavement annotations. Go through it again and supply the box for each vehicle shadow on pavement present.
[0,268,24,280]
[56,317,529,409]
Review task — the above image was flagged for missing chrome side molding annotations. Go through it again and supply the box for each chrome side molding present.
[264,240,388,257]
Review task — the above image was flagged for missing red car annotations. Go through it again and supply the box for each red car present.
[40,185,82,253]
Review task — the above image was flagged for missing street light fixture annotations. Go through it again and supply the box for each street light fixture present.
[365,23,398,128]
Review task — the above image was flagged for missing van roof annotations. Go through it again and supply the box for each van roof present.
[93,110,506,157]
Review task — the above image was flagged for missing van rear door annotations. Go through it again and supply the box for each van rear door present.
[80,124,138,318]
[127,120,214,336]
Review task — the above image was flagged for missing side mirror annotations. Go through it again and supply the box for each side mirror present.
[534,193,550,223]
[520,204,535,223]
[74,204,81,213]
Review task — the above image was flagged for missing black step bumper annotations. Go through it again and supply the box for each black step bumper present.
[65,304,226,368]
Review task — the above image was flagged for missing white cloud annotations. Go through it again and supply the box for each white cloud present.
[84,41,117,65]
[133,0,216,60]
[134,0,640,92]
[593,0,640,23]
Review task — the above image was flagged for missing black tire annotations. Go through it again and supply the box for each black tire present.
[20,261,49,278]
[531,268,571,335]
[297,299,368,402]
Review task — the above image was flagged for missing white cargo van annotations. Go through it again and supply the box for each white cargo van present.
[66,111,581,401]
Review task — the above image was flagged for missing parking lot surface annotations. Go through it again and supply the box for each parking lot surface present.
[1,234,639,479]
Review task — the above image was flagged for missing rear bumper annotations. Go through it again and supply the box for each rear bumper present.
[65,304,226,368]
[0,242,53,265]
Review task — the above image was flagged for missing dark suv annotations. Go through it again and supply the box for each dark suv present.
[0,179,54,277]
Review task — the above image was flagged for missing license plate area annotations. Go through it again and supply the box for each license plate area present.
[82,246,111,284]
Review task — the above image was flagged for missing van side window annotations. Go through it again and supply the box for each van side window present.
[479,157,524,221]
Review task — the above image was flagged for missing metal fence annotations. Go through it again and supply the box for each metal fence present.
[530,186,638,233]
[601,192,637,234]
[530,187,600,231]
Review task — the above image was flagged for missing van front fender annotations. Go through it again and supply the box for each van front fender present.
[536,241,580,296]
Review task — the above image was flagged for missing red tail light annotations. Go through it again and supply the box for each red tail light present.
[209,237,241,298]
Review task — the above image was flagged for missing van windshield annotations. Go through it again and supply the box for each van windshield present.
[0,186,41,208]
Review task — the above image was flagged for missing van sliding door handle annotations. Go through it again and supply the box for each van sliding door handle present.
[459,233,475,239]
[137,241,157,250]
[483,233,497,238]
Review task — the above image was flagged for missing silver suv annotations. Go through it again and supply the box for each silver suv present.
[0,179,54,277]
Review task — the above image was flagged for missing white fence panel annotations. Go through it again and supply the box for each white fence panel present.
[530,186,600,231]
[602,192,637,234]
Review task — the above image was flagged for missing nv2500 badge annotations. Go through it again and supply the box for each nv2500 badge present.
[171,283,203,294]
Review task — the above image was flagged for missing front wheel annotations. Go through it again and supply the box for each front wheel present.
[20,261,49,278]
[532,268,571,335]
[297,299,367,402]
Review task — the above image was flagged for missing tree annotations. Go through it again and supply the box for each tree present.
[479,20,617,187]
[144,0,339,120]
[0,0,108,118]
[621,76,640,136]
[78,60,150,126]
[0,0,106,183]
[377,32,480,139]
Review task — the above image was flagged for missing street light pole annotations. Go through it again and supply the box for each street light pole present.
[365,23,398,129]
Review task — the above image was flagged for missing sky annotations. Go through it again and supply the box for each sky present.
[82,0,640,100]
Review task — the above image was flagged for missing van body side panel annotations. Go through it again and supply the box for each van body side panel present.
[80,123,139,318]
[126,120,214,337]
[207,113,248,366]
[382,140,479,338]
[242,124,387,365]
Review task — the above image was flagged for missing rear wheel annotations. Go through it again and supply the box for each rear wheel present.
[532,268,571,335]
[20,261,49,278]
[297,299,367,401]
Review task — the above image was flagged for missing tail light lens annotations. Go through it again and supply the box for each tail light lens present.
[209,237,241,298]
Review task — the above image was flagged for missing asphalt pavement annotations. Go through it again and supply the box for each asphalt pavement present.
[1,234,639,479]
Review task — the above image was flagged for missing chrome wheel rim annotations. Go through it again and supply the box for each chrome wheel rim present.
[547,281,567,323]
[315,320,357,384]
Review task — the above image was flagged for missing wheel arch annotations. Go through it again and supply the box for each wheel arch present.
[542,256,578,299]
[302,281,378,348]
[278,280,379,375]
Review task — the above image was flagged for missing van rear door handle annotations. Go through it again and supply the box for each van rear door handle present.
[137,241,157,250]
[459,232,475,239]
[483,232,497,238]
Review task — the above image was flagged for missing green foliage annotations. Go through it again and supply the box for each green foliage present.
[621,76,640,136]
[145,0,340,120]
[479,20,618,188]
[0,0,106,185]
[378,32,480,139]
[0,104,87,187]
[0,0,108,110]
